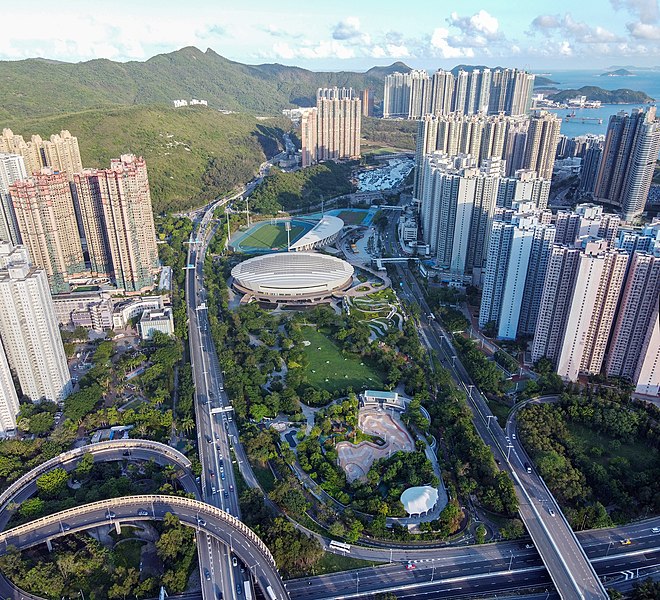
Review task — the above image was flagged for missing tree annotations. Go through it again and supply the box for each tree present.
[19,497,45,519]
[29,412,55,435]
[475,524,487,544]
[36,467,68,499]
[75,453,95,477]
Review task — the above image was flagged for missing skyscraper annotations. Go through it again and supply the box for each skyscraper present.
[0,153,28,244]
[74,155,160,293]
[0,129,83,179]
[479,210,555,339]
[605,251,660,381]
[522,111,561,179]
[0,243,72,403]
[9,170,86,293]
[532,239,629,381]
[419,152,499,280]
[634,304,660,395]
[0,338,19,435]
[430,70,454,115]
[360,89,374,117]
[383,72,411,118]
[594,107,660,222]
[554,204,621,247]
[300,88,361,167]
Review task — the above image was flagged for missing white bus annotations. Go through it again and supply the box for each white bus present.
[266,586,277,600]
[329,540,351,553]
[243,581,253,600]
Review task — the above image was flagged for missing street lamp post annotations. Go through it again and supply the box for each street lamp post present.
[508,551,514,571]
[506,444,514,461]
[486,415,496,430]
[606,541,614,556]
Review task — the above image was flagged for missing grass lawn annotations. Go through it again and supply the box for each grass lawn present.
[310,551,383,575]
[566,423,658,471]
[252,463,276,493]
[113,539,144,568]
[239,223,307,249]
[336,210,367,226]
[300,327,383,393]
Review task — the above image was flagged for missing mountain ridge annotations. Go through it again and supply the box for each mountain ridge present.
[0,46,412,119]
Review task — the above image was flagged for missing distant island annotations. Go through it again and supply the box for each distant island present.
[548,86,654,104]
[534,76,559,87]
[601,68,635,77]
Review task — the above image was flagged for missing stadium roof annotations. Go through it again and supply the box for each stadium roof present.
[231,251,354,298]
[289,215,344,251]
[400,486,438,515]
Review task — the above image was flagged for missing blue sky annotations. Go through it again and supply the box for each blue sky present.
[2,0,660,70]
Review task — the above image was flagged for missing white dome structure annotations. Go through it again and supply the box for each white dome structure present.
[400,486,438,516]
[231,252,354,303]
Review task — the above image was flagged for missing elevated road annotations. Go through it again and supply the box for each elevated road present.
[0,495,287,600]
[0,439,198,529]
[381,209,608,599]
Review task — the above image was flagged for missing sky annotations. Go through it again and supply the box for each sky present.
[2,0,660,71]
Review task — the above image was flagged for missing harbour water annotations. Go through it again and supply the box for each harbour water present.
[535,69,660,138]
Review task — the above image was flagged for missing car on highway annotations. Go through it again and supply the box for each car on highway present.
[229,484,234,492]
[405,561,416,570]
[204,568,211,581]
[206,435,212,443]
[512,433,516,440]
[138,509,149,516]
[210,470,215,478]
[105,511,116,519]
[524,543,534,549]
[220,472,226,480]
[197,517,206,526]
[652,527,660,533]
[211,485,217,493]
[232,556,238,567]
[223,489,229,498]
[620,539,632,545]
[236,584,242,595]
[524,462,532,473]
[549,508,556,517]
[505,436,510,443]
[61,523,71,531]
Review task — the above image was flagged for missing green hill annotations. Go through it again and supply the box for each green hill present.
[4,105,289,213]
[548,86,654,104]
[0,47,409,119]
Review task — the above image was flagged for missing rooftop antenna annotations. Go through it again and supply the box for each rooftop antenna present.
[285,219,291,251]
[245,195,250,228]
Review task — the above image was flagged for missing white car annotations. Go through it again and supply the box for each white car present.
[652,527,660,533]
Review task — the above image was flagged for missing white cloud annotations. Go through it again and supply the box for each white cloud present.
[272,42,296,60]
[447,9,501,40]
[559,41,573,55]
[332,17,362,41]
[529,13,622,44]
[611,0,659,23]
[430,28,475,59]
[627,22,660,38]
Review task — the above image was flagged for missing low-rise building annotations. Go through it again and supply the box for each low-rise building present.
[139,307,174,340]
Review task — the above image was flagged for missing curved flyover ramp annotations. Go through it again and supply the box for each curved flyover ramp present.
[0,495,288,600]
[0,439,199,529]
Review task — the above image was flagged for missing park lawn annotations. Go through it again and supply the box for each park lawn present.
[310,551,382,576]
[336,210,367,225]
[300,327,383,393]
[566,423,658,472]
[240,223,307,249]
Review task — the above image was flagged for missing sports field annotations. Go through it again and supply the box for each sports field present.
[336,210,368,226]
[301,327,383,393]
[236,221,310,251]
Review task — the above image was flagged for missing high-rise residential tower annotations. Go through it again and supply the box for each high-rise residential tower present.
[0,243,72,403]
[605,251,660,381]
[0,129,83,180]
[74,155,160,293]
[300,88,361,167]
[9,170,86,293]
[430,70,455,115]
[522,111,562,179]
[532,239,629,381]
[0,153,28,244]
[479,210,555,339]
[0,338,19,435]
[594,107,660,222]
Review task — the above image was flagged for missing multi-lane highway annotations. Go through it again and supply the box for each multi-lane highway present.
[0,495,287,600]
[381,209,608,600]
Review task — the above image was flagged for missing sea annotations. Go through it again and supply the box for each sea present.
[535,69,660,138]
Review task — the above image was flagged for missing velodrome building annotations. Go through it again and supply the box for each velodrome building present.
[289,215,344,251]
[231,252,354,304]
